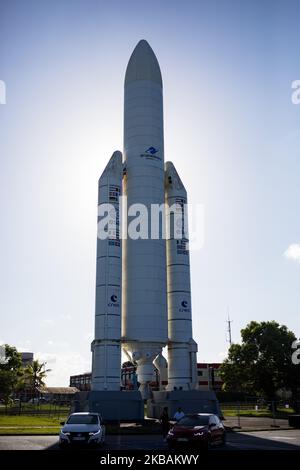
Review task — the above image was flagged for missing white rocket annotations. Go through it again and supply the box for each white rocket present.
[92,40,198,397]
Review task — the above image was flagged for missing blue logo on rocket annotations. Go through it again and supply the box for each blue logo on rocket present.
[108,294,119,307]
[140,146,161,160]
[179,300,190,313]
[145,146,159,155]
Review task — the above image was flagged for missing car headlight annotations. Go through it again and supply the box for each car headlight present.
[88,430,101,438]
[61,431,70,436]
[194,432,204,436]
[168,430,174,436]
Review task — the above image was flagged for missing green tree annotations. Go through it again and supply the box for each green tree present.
[0,344,23,404]
[219,321,300,399]
[24,360,51,398]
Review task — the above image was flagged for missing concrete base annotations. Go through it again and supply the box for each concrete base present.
[147,390,221,419]
[72,390,144,422]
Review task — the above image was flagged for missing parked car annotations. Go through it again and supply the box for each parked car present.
[27,398,40,404]
[59,412,105,448]
[26,398,47,405]
[166,413,226,450]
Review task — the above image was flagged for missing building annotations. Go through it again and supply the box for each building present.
[70,362,223,392]
[21,352,34,367]
[70,373,91,392]
[38,387,79,404]
[197,363,223,391]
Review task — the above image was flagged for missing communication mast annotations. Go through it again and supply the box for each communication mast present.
[226,308,233,346]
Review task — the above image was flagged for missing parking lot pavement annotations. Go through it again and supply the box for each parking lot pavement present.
[0,435,59,451]
[224,416,291,431]
[0,434,167,451]
[226,429,300,450]
[0,430,300,451]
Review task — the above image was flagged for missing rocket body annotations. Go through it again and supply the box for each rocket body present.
[122,41,168,393]
[91,41,198,396]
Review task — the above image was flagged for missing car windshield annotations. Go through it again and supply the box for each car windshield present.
[67,415,98,425]
[177,415,210,427]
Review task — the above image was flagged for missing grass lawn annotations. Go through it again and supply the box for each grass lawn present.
[0,427,61,435]
[222,407,294,418]
[0,407,294,435]
[0,415,67,435]
[0,415,162,436]
[21,404,70,411]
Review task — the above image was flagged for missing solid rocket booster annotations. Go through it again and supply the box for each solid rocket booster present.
[91,151,123,391]
[165,162,198,390]
[122,40,168,393]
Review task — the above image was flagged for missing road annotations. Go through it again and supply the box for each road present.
[0,429,300,451]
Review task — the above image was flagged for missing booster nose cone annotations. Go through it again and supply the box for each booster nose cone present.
[165,161,186,193]
[125,39,162,86]
[99,150,122,181]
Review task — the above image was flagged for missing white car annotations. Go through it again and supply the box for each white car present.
[59,412,105,448]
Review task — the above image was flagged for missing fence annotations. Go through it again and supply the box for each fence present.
[220,400,296,429]
[0,401,72,417]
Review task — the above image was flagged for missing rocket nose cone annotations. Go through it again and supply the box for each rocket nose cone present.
[125,39,162,86]
[99,150,123,181]
[165,161,186,192]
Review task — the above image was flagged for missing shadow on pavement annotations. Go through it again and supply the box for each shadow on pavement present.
[44,431,300,451]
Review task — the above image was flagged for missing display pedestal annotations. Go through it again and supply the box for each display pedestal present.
[73,390,144,422]
[147,390,221,418]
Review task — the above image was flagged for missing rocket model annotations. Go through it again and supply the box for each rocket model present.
[92,40,198,397]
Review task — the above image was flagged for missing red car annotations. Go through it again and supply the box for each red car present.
[166,413,226,450]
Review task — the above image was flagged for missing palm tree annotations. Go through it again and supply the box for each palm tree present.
[24,360,51,400]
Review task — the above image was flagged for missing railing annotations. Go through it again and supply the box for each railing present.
[220,400,296,428]
[0,401,72,416]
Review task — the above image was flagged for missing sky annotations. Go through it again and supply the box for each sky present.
[0,0,300,386]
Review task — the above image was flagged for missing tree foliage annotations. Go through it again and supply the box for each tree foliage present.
[24,360,51,397]
[0,344,23,403]
[0,345,51,403]
[219,321,300,399]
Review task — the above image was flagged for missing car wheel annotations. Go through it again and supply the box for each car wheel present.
[201,437,211,451]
